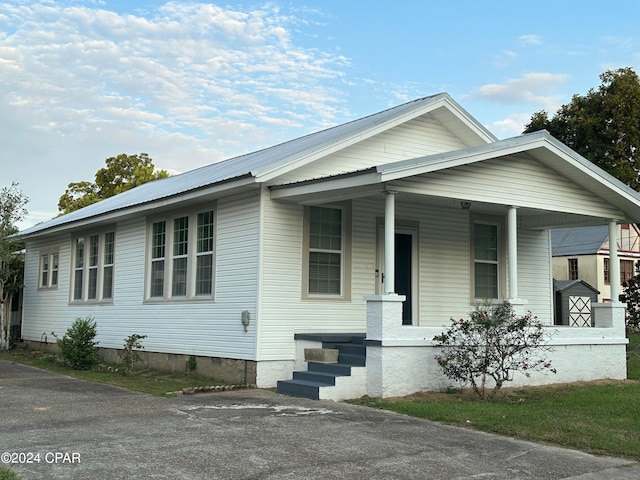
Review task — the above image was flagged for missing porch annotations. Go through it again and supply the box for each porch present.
[276,300,628,401]
[269,131,637,399]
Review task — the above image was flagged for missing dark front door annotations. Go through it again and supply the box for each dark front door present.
[395,233,413,325]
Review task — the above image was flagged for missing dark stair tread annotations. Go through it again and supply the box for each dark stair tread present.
[307,362,354,375]
[338,353,366,366]
[276,379,326,400]
[293,371,337,385]
[336,343,366,352]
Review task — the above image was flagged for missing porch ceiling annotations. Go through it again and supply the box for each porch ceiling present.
[270,181,609,230]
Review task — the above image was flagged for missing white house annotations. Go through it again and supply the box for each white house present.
[19,94,637,399]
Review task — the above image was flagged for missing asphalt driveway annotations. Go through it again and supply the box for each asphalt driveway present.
[1,360,639,480]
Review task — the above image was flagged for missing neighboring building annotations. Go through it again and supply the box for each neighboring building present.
[552,224,640,302]
[18,94,638,399]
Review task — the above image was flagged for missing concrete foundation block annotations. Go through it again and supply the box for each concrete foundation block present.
[304,348,339,364]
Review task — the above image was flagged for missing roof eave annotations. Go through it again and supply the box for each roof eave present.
[20,174,257,239]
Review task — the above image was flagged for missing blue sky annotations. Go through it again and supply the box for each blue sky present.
[2,0,640,228]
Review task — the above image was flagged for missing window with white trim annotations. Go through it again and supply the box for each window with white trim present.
[302,203,351,299]
[103,232,115,299]
[472,220,501,300]
[39,251,59,289]
[71,230,116,302]
[147,208,215,300]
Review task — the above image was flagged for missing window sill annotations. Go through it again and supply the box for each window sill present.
[302,294,351,302]
[69,300,114,306]
[143,296,215,304]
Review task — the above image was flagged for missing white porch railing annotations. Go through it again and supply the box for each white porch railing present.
[364,295,629,398]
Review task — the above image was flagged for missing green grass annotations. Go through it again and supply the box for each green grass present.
[627,330,640,379]
[351,332,640,461]
[0,350,234,396]
[0,467,21,480]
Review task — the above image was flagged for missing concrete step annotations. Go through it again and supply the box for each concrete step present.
[338,353,366,367]
[276,379,323,400]
[277,333,368,401]
[293,370,337,385]
[307,361,353,376]
[336,343,367,357]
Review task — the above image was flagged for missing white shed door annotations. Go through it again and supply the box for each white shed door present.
[569,296,592,327]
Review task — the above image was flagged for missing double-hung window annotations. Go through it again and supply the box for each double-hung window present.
[71,230,116,302]
[621,259,634,284]
[472,218,503,300]
[568,258,579,280]
[39,251,59,289]
[147,208,215,300]
[303,203,351,299]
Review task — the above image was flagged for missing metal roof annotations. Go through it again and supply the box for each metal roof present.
[21,93,482,237]
[551,226,610,256]
[553,279,600,293]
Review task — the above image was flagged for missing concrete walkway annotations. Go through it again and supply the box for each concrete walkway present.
[1,359,638,479]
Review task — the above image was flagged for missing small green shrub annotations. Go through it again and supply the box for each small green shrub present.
[121,334,147,374]
[186,355,197,372]
[0,465,22,480]
[56,316,99,370]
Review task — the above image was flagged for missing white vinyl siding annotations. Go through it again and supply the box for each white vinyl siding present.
[272,115,470,185]
[391,155,625,220]
[22,193,259,360]
[517,228,553,323]
[258,193,558,362]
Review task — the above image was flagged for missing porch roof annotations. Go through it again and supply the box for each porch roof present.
[269,131,640,228]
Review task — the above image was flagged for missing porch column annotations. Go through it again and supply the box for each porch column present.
[609,220,620,302]
[384,191,396,294]
[507,206,518,300]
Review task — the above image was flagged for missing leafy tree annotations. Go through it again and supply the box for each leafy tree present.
[433,302,556,400]
[58,153,169,214]
[523,67,640,190]
[0,182,28,350]
[623,263,640,331]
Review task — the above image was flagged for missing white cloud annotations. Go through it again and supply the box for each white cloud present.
[519,34,543,45]
[486,113,533,139]
[476,72,569,111]
[0,1,351,228]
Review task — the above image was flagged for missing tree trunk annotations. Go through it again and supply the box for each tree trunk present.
[0,282,8,350]
[0,301,8,350]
